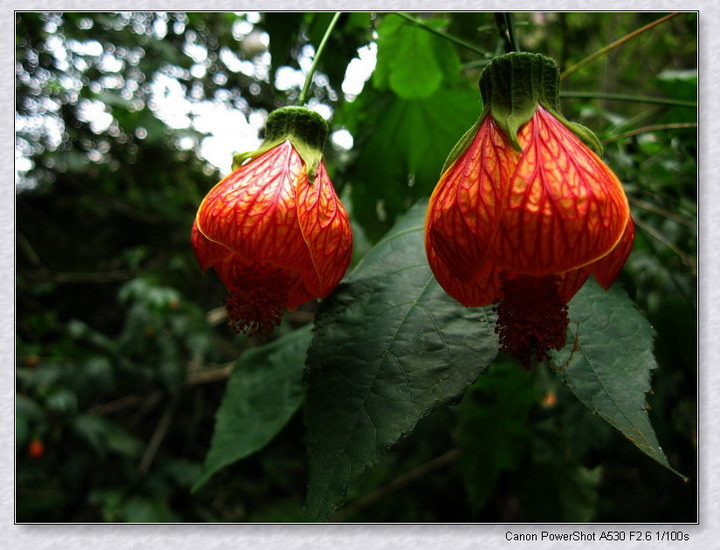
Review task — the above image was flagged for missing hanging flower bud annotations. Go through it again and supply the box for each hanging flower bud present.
[425,53,634,367]
[192,107,353,337]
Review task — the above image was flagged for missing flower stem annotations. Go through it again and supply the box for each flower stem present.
[560,12,681,80]
[560,91,696,108]
[298,12,342,106]
[494,13,519,53]
[394,12,491,57]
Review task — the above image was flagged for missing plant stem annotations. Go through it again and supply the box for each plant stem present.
[560,12,681,80]
[601,122,696,144]
[395,12,491,57]
[298,12,342,106]
[495,12,519,53]
[560,91,696,108]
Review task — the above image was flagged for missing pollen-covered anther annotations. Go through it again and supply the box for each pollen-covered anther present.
[226,262,292,337]
[493,273,569,368]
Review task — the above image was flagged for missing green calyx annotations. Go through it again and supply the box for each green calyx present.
[232,106,329,183]
[477,52,602,155]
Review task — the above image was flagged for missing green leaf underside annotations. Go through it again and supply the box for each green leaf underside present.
[373,15,460,100]
[341,86,482,241]
[302,202,499,521]
[192,325,313,492]
[551,280,682,478]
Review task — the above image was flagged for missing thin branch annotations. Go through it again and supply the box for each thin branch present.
[84,188,164,225]
[22,255,167,284]
[601,122,696,144]
[207,306,228,326]
[17,231,44,268]
[629,197,695,229]
[634,217,697,276]
[185,363,234,385]
[395,12,491,57]
[560,91,696,108]
[138,393,181,475]
[560,13,681,80]
[87,362,234,416]
[330,448,460,522]
[87,392,161,416]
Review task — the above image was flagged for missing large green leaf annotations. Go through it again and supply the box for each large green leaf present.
[302,202,499,521]
[339,85,482,241]
[551,279,682,477]
[192,325,313,491]
[374,14,462,99]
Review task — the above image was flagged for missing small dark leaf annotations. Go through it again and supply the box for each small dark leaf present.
[192,325,312,491]
[303,202,499,521]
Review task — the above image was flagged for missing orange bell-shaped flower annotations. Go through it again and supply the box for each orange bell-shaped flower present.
[192,107,353,337]
[426,53,634,367]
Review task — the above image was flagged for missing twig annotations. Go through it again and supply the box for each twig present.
[560,13,681,79]
[87,362,234,416]
[87,392,161,416]
[185,363,234,385]
[207,306,228,326]
[17,231,44,268]
[395,12,491,57]
[23,255,167,284]
[601,122,696,144]
[560,91,696,108]
[138,393,181,475]
[330,448,460,522]
[634,217,697,275]
[629,197,695,228]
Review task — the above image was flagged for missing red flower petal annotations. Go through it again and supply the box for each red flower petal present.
[426,244,502,307]
[191,218,232,272]
[555,267,591,303]
[195,140,313,271]
[587,216,635,289]
[426,116,516,283]
[295,160,353,298]
[486,106,630,275]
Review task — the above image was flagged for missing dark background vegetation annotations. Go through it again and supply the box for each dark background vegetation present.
[16,12,696,522]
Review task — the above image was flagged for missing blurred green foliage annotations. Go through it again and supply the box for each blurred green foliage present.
[16,11,696,522]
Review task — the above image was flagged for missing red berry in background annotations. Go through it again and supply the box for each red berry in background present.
[192,107,353,337]
[425,53,634,367]
[27,438,44,459]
